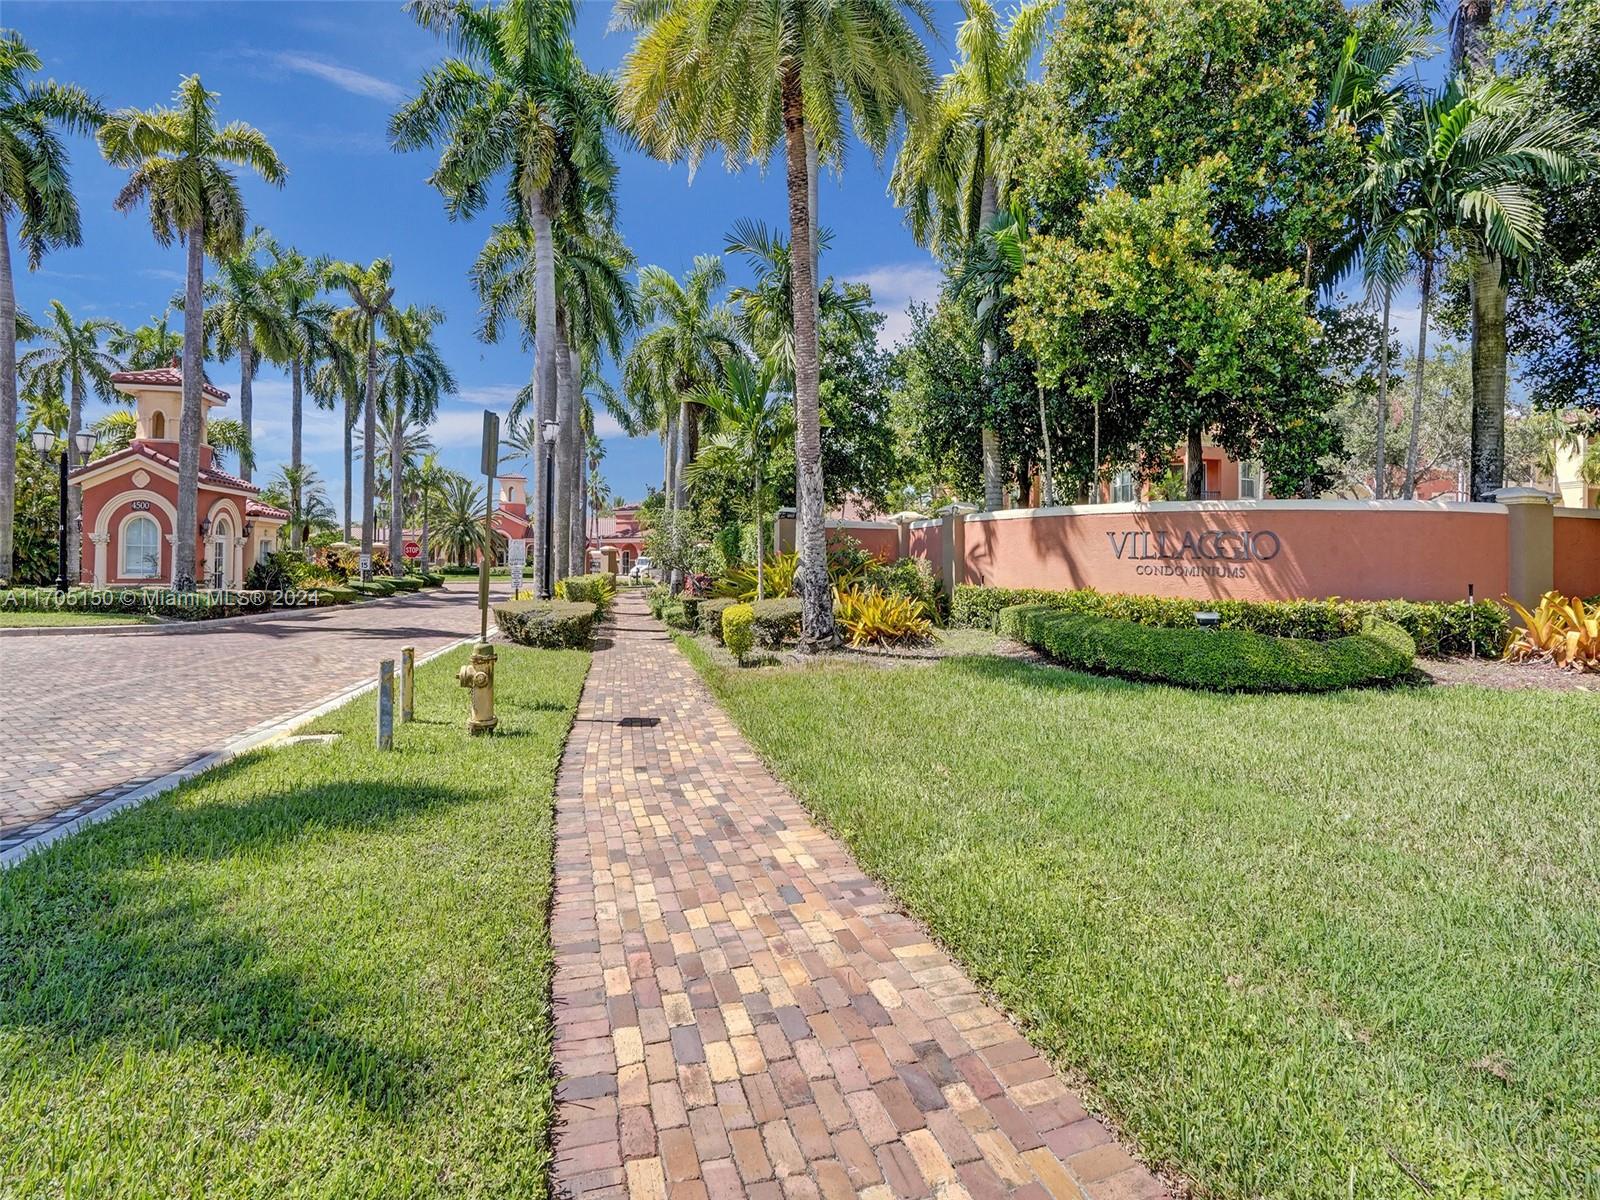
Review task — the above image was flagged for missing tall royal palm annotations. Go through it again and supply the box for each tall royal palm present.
[265,240,335,546]
[890,0,1050,510]
[99,76,286,588]
[110,307,183,370]
[621,256,739,521]
[378,304,456,577]
[1382,76,1588,497]
[326,258,397,579]
[0,32,103,581]
[392,0,614,593]
[16,301,122,581]
[195,228,284,482]
[617,0,932,647]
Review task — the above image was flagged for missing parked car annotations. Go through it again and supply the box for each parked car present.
[629,556,654,582]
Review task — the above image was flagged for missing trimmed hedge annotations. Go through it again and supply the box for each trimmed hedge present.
[1000,604,1416,692]
[698,596,740,642]
[492,599,598,648]
[557,572,617,612]
[723,603,755,664]
[0,586,277,621]
[751,597,803,648]
[955,584,1505,658]
[660,600,696,630]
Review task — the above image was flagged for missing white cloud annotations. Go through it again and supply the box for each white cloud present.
[272,53,405,103]
[845,262,944,348]
[455,384,528,409]
[139,268,184,284]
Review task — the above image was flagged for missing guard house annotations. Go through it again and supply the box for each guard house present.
[70,362,288,588]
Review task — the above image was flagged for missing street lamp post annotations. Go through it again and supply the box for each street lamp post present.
[33,429,97,595]
[541,418,558,600]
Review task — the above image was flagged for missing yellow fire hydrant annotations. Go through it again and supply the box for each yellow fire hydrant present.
[456,640,498,735]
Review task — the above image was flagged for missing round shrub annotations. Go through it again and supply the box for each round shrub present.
[493,599,598,648]
[750,597,803,648]
[722,603,755,664]
[1000,604,1415,692]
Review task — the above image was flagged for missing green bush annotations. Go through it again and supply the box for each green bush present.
[0,586,279,621]
[557,572,617,612]
[492,599,598,648]
[750,597,803,648]
[387,576,424,592]
[698,596,740,642]
[955,584,1505,658]
[723,603,755,664]
[346,579,396,598]
[647,585,671,619]
[1000,604,1416,692]
[415,572,444,587]
[660,600,697,630]
[865,557,944,624]
[313,587,358,605]
[678,595,702,628]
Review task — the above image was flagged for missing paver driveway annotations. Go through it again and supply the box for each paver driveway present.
[0,585,491,850]
[551,593,1168,1200]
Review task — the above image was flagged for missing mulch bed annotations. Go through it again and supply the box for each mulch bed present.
[1418,656,1597,692]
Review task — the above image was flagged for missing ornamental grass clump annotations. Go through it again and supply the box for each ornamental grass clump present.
[1503,592,1600,671]
[835,587,933,648]
[722,603,755,664]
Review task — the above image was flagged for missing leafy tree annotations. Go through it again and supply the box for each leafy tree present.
[1010,166,1333,499]
[17,300,123,580]
[0,31,103,582]
[617,0,933,647]
[99,75,286,588]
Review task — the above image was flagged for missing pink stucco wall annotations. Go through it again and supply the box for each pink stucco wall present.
[956,502,1510,603]
[1554,512,1600,598]
[830,523,899,562]
[908,522,942,584]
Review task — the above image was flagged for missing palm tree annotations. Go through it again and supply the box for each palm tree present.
[110,307,184,370]
[91,408,140,454]
[1326,13,1429,501]
[203,416,255,475]
[257,463,337,547]
[264,240,335,546]
[377,304,455,576]
[99,75,286,588]
[0,31,104,582]
[412,452,450,572]
[621,256,740,523]
[1380,75,1589,498]
[890,0,1050,510]
[20,387,66,439]
[326,258,397,579]
[190,228,285,481]
[309,325,363,540]
[617,0,932,647]
[392,0,615,593]
[685,355,790,599]
[16,300,123,581]
[430,472,487,566]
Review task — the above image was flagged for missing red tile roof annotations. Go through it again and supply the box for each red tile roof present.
[246,499,290,521]
[110,365,229,402]
[70,441,261,495]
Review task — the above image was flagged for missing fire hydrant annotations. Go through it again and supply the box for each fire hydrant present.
[456,640,498,735]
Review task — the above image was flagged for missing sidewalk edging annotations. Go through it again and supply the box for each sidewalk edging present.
[0,633,481,871]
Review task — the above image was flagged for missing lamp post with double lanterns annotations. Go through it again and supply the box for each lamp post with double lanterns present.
[540,418,558,599]
[32,428,97,595]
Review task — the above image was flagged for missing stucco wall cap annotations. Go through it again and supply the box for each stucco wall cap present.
[1494,487,1557,505]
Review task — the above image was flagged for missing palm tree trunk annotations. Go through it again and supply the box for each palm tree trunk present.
[290,355,303,548]
[576,444,587,574]
[66,374,85,583]
[1403,254,1434,500]
[343,394,354,543]
[664,407,679,507]
[361,330,377,579]
[175,220,205,589]
[1374,286,1391,499]
[782,65,838,648]
[238,332,253,482]
[390,408,405,578]
[674,395,692,511]
[1186,424,1205,500]
[553,313,575,581]
[0,206,18,582]
[421,495,431,575]
[530,188,558,599]
[1469,247,1509,501]
[979,174,1004,511]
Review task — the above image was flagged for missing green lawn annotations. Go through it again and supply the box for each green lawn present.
[682,639,1600,1200]
[0,610,158,627]
[0,643,589,1199]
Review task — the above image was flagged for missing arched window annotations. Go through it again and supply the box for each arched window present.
[150,411,166,439]
[122,515,160,578]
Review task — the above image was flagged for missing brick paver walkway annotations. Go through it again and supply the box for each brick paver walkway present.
[552,593,1167,1200]
[0,585,492,851]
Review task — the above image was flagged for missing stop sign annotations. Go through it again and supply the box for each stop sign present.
[403,539,422,558]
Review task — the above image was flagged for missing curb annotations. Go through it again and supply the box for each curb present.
[0,633,483,871]
[0,583,471,639]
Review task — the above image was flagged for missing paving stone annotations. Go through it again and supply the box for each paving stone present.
[549,594,1169,1200]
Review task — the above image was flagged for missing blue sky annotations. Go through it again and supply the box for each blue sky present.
[9,0,959,508]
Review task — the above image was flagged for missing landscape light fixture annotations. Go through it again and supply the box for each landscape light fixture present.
[74,430,96,457]
[1195,611,1221,631]
[31,429,53,454]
